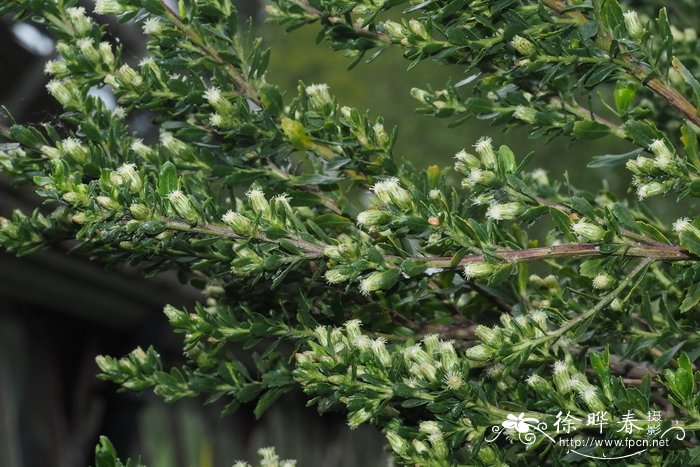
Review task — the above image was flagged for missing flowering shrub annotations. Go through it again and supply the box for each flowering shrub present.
[2,0,700,464]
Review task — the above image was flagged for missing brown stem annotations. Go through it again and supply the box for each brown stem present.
[163,218,695,268]
[544,0,700,127]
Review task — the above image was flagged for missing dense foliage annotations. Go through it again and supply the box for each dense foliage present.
[2,0,700,464]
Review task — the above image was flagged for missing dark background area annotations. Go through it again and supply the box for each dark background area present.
[0,1,692,466]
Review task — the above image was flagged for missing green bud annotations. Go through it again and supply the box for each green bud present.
[61,137,89,163]
[116,163,142,191]
[356,210,391,230]
[168,190,199,223]
[348,408,372,429]
[46,79,81,108]
[359,269,398,295]
[385,429,409,455]
[473,137,497,167]
[96,195,120,211]
[462,261,494,280]
[222,210,255,235]
[510,35,534,55]
[66,7,92,36]
[526,374,553,394]
[245,188,270,216]
[636,181,667,200]
[623,11,644,39]
[408,19,428,38]
[513,105,537,124]
[486,202,522,221]
[382,21,407,41]
[94,0,128,15]
[465,344,492,360]
[370,177,412,210]
[592,273,615,290]
[572,220,606,241]
[129,203,150,220]
[305,83,332,109]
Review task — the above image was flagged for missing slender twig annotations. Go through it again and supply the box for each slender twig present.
[294,0,390,41]
[158,1,260,103]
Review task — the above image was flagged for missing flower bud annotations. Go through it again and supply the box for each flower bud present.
[142,17,164,35]
[623,11,644,39]
[572,220,606,241]
[466,169,496,187]
[66,7,92,35]
[385,430,409,455]
[168,190,199,223]
[305,83,332,109]
[46,79,81,108]
[222,210,255,235]
[626,156,655,174]
[473,137,497,167]
[552,360,571,393]
[71,212,88,224]
[592,273,615,290]
[116,163,142,191]
[359,270,398,295]
[454,149,480,170]
[129,203,150,220]
[382,21,407,41]
[486,202,522,221]
[648,139,674,160]
[94,0,127,15]
[115,64,143,88]
[410,87,430,104]
[348,408,372,429]
[61,137,89,163]
[370,177,412,210]
[462,261,494,280]
[513,105,537,124]
[77,38,100,64]
[526,374,553,394]
[356,210,391,230]
[40,145,62,160]
[370,337,391,366]
[510,35,534,55]
[465,344,492,361]
[408,19,428,38]
[474,325,500,345]
[96,195,120,211]
[636,181,667,200]
[246,188,270,216]
[372,122,389,146]
[44,59,68,76]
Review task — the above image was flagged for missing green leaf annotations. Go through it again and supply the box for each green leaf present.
[254,388,286,418]
[611,203,637,231]
[590,347,611,390]
[401,259,428,277]
[573,120,611,139]
[680,229,700,256]
[613,81,636,114]
[672,57,700,109]
[588,148,643,168]
[680,283,700,313]
[158,162,178,197]
[570,196,597,220]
